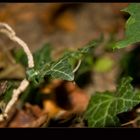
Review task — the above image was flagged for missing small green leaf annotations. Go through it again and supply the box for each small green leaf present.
[34,43,52,69]
[25,43,52,85]
[84,77,140,127]
[114,4,140,49]
[13,48,27,67]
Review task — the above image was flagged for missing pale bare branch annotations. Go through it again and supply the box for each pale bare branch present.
[0,22,34,121]
[0,23,34,68]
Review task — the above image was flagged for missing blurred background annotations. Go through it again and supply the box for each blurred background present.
[0,3,128,51]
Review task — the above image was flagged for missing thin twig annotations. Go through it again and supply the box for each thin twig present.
[121,116,140,127]
[0,22,34,121]
[121,120,135,127]
[72,60,81,73]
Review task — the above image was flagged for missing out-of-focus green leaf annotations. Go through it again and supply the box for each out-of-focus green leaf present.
[34,43,52,69]
[94,56,114,73]
[114,4,140,49]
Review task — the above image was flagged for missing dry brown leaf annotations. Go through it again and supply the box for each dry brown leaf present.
[8,109,35,128]
[8,103,49,128]
[41,80,89,120]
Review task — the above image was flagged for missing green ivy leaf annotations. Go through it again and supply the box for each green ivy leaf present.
[114,4,140,49]
[27,40,98,85]
[84,77,140,127]
[46,57,74,81]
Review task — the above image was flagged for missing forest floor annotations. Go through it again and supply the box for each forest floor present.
[1,3,138,128]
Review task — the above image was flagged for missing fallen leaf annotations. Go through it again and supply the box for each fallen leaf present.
[41,80,89,120]
[8,103,49,128]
